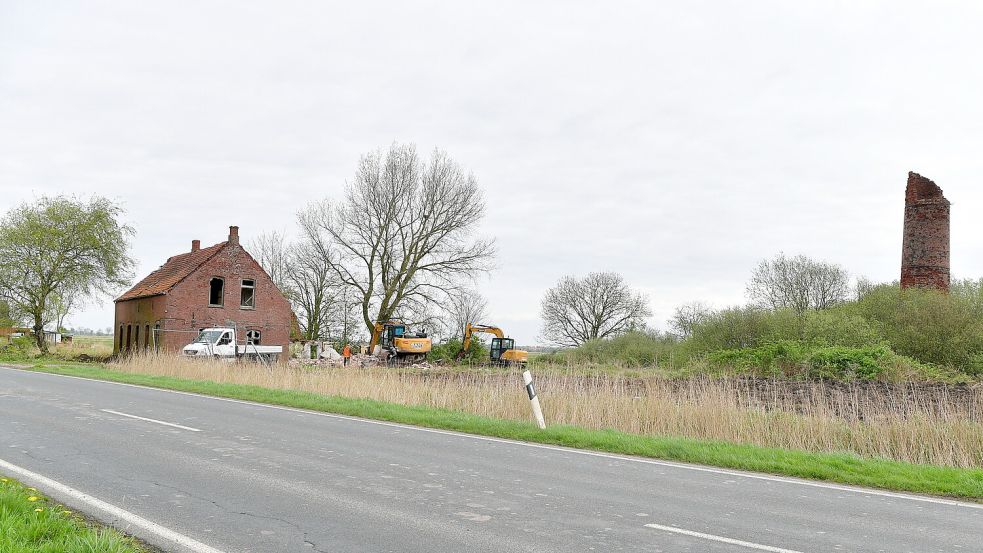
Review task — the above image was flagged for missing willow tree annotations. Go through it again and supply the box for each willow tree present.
[0,196,134,352]
[299,143,495,335]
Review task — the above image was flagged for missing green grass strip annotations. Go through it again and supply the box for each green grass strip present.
[0,474,145,553]
[15,362,983,502]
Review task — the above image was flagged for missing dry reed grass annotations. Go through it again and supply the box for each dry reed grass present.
[112,354,983,468]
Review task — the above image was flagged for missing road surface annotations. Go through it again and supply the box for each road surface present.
[0,366,980,552]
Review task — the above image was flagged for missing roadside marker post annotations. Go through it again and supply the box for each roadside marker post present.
[523,369,546,429]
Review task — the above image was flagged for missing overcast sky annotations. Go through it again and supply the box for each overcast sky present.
[3,1,983,345]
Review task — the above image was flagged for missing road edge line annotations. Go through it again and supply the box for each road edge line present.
[0,457,227,553]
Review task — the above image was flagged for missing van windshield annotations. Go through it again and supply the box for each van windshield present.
[194,330,225,344]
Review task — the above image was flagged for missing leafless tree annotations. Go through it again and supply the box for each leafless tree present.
[746,253,850,313]
[286,239,339,341]
[249,231,343,341]
[329,285,365,345]
[670,301,713,338]
[854,275,876,301]
[445,288,489,340]
[540,272,651,347]
[299,143,496,336]
[248,231,292,294]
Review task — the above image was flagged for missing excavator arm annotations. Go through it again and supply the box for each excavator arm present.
[456,323,528,365]
[460,323,505,353]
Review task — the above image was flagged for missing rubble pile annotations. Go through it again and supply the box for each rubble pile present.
[289,353,432,369]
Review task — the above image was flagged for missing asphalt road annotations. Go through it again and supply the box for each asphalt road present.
[0,366,980,553]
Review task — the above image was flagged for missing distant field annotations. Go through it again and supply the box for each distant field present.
[70,335,113,346]
[57,334,113,359]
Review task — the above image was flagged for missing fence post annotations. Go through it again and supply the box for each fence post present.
[522,369,546,429]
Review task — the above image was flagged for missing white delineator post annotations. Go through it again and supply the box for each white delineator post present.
[523,369,546,429]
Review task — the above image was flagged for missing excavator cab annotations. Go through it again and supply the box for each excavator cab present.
[490,337,515,362]
[381,324,406,347]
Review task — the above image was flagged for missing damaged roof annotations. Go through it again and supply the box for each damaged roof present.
[116,242,227,302]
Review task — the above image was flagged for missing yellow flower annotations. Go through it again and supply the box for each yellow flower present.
[61,510,72,515]
[27,496,40,502]
[0,478,7,482]
[27,487,36,491]
[34,508,43,512]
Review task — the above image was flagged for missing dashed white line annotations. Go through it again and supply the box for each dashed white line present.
[0,457,225,553]
[644,523,804,552]
[100,409,202,432]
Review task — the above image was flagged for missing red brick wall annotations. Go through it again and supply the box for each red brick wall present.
[113,296,167,353]
[901,172,950,291]
[114,242,293,360]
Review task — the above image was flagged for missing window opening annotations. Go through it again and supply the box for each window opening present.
[209,277,224,306]
[240,279,255,308]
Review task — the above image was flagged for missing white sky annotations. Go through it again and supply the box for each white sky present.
[3,1,983,345]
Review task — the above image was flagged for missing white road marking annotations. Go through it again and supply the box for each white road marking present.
[644,523,804,553]
[0,457,226,553]
[100,409,202,432]
[5,366,982,510]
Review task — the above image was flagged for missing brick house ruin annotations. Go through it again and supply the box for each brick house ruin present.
[901,172,951,291]
[114,226,294,360]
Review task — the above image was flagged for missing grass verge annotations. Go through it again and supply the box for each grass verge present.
[0,474,145,553]
[13,361,983,501]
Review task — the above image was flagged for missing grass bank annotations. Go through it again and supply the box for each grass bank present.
[0,474,145,553]
[11,361,983,501]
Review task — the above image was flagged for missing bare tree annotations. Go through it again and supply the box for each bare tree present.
[854,275,876,301]
[670,301,713,338]
[746,253,850,313]
[299,143,495,335]
[249,231,343,341]
[286,240,338,340]
[329,285,365,345]
[540,272,651,347]
[445,288,489,340]
[248,230,292,294]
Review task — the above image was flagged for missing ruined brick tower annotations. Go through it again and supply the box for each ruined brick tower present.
[901,171,950,291]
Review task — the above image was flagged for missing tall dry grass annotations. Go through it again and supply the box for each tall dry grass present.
[112,354,983,468]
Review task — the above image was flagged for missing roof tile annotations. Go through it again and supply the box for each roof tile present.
[116,242,227,302]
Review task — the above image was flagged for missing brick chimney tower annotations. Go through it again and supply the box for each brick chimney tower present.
[229,225,239,246]
[901,172,950,291]
[191,239,200,252]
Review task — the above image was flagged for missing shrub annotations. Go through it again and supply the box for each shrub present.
[706,340,936,381]
[852,284,983,369]
[565,331,678,367]
[430,338,488,364]
[0,336,36,361]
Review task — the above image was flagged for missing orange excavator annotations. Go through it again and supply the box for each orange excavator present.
[369,320,432,364]
[455,323,528,366]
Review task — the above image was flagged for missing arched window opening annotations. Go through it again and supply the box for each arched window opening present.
[209,277,224,306]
